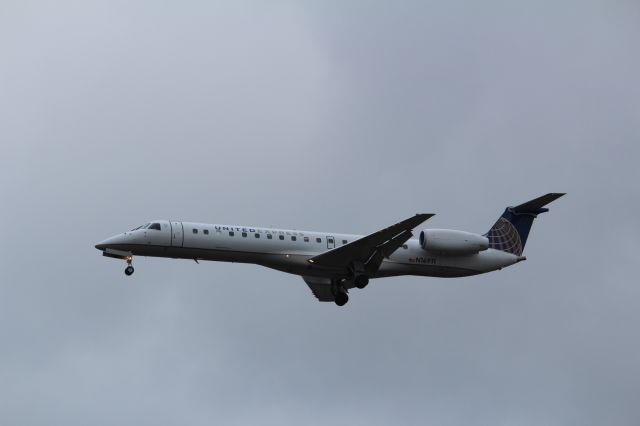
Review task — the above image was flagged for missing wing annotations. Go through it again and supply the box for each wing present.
[308,213,434,274]
[302,276,334,302]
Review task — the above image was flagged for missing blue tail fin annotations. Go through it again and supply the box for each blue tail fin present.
[485,193,565,255]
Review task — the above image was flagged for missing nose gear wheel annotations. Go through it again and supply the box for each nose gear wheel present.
[124,257,134,276]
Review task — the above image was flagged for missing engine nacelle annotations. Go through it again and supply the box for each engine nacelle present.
[419,229,489,255]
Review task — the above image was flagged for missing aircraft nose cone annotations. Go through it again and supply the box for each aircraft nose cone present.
[95,234,127,251]
[95,240,108,250]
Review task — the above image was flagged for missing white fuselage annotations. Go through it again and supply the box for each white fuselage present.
[95,220,521,279]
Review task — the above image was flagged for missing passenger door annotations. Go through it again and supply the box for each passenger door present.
[170,221,184,247]
[326,236,335,249]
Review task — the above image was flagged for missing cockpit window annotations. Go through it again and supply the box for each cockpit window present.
[131,223,150,231]
[148,223,161,230]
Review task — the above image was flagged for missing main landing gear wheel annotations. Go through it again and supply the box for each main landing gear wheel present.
[334,292,349,306]
[332,279,349,306]
[354,275,369,289]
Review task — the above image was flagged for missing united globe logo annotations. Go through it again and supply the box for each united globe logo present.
[485,217,523,256]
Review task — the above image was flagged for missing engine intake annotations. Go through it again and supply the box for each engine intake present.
[419,229,489,255]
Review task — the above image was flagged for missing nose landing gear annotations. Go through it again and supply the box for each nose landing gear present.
[124,257,134,276]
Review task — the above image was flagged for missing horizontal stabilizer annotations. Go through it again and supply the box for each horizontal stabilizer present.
[512,193,566,214]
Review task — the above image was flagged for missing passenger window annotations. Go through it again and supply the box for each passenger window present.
[304,237,309,242]
[342,240,347,244]
[204,229,209,235]
[229,231,234,236]
[316,238,321,243]
[149,223,161,231]
[242,232,247,237]
[291,236,297,241]
[279,235,284,240]
[255,234,260,238]
[193,229,198,234]
[267,234,273,239]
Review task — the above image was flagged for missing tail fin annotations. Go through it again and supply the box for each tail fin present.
[485,193,565,255]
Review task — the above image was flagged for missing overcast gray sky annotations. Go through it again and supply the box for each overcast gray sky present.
[1,0,639,424]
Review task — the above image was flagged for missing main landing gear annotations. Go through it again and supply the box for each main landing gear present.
[124,257,134,276]
[334,288,349,306]
[354,274,369,289]
[332,280,349,306]
[332,273,371,306]
[350,261,369,290]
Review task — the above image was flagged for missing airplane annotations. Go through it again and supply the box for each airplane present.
[95,193,564,306]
